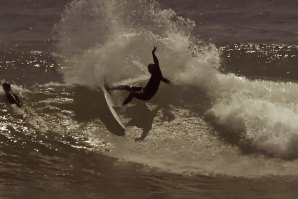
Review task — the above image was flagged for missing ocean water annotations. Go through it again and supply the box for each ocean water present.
[1,0,298,198]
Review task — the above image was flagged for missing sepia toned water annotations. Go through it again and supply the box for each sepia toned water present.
[1,0,298,198]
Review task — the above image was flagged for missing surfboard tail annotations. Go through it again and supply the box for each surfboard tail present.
[101,86,126,131]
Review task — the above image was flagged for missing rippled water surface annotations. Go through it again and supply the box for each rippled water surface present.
[1,0,298,198]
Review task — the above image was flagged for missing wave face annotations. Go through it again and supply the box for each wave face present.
[48,0,298,177]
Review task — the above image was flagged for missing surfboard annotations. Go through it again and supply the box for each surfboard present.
[101,85,126,130]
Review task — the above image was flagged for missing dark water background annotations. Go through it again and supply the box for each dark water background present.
[1,0,297,50]
[1,0,298,199]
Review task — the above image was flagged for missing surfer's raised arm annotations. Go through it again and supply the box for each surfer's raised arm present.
[152,46,170,84]
[152,46,159,66]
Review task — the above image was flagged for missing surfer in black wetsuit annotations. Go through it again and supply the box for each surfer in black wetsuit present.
[108,46,170,105]
[2,82,22,107]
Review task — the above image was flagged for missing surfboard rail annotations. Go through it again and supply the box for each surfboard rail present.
[101,85,126,131]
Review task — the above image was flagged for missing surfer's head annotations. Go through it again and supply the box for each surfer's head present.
[148,64,157,74]
[2,82,11,92]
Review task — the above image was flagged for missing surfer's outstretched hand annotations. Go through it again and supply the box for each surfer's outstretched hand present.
[162,77,171,84]
[152,46,157,53]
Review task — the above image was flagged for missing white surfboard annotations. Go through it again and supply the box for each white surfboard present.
[101,86,126,130]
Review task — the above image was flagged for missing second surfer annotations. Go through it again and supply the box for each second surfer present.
[2,82,22,108]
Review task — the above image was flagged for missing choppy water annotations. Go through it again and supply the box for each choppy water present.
[1,0,298,198]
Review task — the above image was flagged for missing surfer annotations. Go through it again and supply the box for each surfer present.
[108,46,170,105]
[2,82,22,107]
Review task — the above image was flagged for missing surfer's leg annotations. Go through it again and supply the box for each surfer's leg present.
[129,86,143,92]
[109,85,142,92]
[108,85,130,91]
[123,93,134,105]
[123,92,150,105]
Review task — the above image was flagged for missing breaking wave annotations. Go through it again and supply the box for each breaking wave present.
[54,0,298,176]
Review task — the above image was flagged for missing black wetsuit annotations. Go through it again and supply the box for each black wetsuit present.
[6,92,21,107]
[108,48,170,105]
[122,51,169,105]
[137,65,163,100]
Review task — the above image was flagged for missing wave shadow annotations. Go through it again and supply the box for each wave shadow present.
[62,86,125,136]
[125,102,161,141]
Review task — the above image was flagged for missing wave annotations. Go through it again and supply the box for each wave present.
[209,74,298,158]
[2,81,298,177]
[54,0,298,175]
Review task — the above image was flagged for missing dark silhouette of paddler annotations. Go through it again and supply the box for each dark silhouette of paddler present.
[2,82,22,107]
